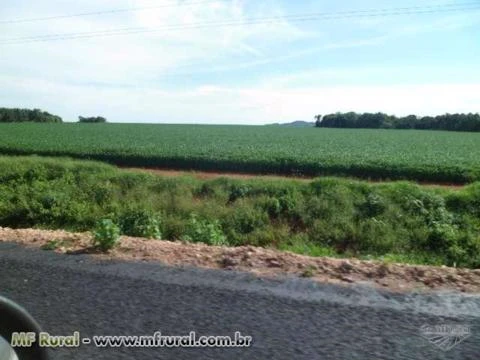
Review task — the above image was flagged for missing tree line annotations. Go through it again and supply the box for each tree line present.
[0,108,63,123]
[314,112,480,132]
[78,116,107,123]
[0,108,108,123]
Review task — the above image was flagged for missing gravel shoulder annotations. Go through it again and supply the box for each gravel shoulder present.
[1,227,479,294]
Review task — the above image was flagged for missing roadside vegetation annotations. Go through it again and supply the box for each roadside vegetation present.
[1,156,479,267]
[0,123,479,183]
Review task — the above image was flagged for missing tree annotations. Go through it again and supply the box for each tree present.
[0,108,62,123]
[394,115,417,129]
[314,111,480,132]
[357,113,387,128]
[78,116,107,123]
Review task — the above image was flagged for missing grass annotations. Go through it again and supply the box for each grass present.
[1,156,479,268]
[0,123,479,183]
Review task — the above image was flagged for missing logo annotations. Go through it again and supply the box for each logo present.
[420,324,471,351]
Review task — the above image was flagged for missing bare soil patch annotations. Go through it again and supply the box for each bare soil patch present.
[1,227,478,294]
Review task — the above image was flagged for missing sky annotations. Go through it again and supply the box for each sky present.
[1,0,479,124]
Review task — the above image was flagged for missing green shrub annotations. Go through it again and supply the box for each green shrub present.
[162,216,187,240]
[357,218,398,253]
[226,205,268,234]
[358,192,387,218]
[446,183,480,216]
[452,232,480,268]
[118,208,162,239]
[279,195,296,213]
[228,184,251,203]
[194,183,219,198]
[92,185,114,205]
[263,197,281,218]
[308,218,358,253]
[182,214,226,245]
[242,225,291,247]
[93,219,120,251]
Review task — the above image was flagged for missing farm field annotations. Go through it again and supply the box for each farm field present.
[0,123,479,183]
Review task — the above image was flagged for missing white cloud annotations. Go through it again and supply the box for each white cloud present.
[0,0,312,86]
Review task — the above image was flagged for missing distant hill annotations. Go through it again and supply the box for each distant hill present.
[267,120,315,127]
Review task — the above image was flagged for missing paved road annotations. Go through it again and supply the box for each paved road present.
[0,242,479,360]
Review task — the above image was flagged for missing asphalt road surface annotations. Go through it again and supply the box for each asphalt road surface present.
[0,242,479,360]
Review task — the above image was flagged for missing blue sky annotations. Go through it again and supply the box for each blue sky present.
[1,0,479,124]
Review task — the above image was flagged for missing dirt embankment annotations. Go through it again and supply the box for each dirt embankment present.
[1,227,479,294]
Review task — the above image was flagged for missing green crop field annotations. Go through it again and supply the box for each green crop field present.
[0,123,479,183]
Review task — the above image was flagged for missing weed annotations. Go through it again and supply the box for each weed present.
[92,219,120,251]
